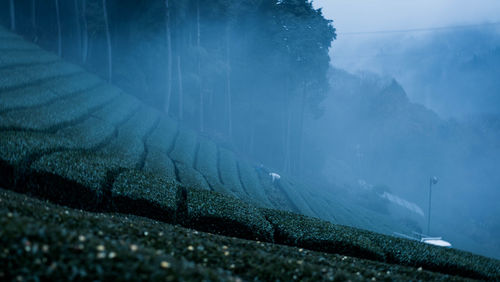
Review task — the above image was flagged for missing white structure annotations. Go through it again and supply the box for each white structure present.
[421,237,452,248]
[393,232,452,248]
[269,172,281,183]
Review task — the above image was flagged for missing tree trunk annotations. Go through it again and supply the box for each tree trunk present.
[31,0,36,30]
[74,0,82,60]
[177,55,184,120]
[225,23,233,139]
[208,89,214,130]
[282,75,293,174]
[197,0,204,132]
[282,97,292,174]
[164,0,173,114]
[249,122,256,156]
[81,0,89,63]
[287,107,293,173]
[55,0,62,57]
[9,0,15,31]
[296,82,307,178]
[248,87,256,156]
[102,0,112,82]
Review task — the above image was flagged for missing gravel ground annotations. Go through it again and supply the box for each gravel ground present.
[1,188,469,281]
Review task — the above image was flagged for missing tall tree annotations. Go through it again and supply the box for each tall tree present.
[9,0,15,31]
[275,0,335,174]
[31,0,36,31]
[74,0,82,60]
[225,23,232,139]
[197,0,204,132]
[102,0,112,82]
[282,92,293,173]
[177,55,184,120]
[55,0,62,56]
[164,0,173,114]
[81,0,89,63]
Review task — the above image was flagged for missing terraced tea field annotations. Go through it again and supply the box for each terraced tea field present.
[1,26,499,280]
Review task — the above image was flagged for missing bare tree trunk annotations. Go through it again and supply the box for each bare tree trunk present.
[81,0,89,63]
[281,88,288,172]
[296,82,307,178]
[102,0,112,82]
[164,0,173,114]
[208,89,214,130]
[225,23,233,139]
[287,107,293,173]
[282,98,292,174]
[177,55,184,120]
[281,75,293,174]
[31,0,36,29]
[197,0,204,132]
[248,89,256,156]
[249,122,255,156]
[30,0,38,42]
[55,0,62,57]
[9,0,15,31]
[74,0,82,60]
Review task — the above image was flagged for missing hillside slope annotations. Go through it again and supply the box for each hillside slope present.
[303,67,500,259]
[0,25,409,236]
[1,26,499,280]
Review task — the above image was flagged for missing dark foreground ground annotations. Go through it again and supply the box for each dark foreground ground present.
[1,188,470,281]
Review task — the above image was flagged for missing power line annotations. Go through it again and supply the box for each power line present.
[339,21,500,36]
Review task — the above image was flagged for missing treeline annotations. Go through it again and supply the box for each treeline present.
[1,0,335,176]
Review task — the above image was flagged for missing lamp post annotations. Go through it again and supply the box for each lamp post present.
[427,176,438,235]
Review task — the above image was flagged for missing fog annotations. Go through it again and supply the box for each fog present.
[312,0,500,258]
[314,0,500,32]
[314,0,500,117]
[2,0,499,259]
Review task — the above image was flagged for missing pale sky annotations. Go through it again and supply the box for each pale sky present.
[313,0,500,34]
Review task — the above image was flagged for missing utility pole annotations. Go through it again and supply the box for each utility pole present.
[427,176,438,235]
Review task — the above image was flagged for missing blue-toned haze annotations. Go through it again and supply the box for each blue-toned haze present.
[306,0,500,259]
[314,0,500,117]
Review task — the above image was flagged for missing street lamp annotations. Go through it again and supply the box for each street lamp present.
[427,176,439,235]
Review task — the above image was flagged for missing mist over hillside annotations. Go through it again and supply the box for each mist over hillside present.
[312,8,500,258]
[302,67,500,259]
[331,25,500,118]
[1,0,499,261]
[0,0,335,177]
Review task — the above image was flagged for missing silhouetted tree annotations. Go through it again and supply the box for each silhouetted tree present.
[74,0,82,61]
[177,54,184,120]
[102,0,112,82]
[9,0,15,30]
[31,0,36,31]
[164,0,173,114]
[81,0,89,63]
[55,0,61,56]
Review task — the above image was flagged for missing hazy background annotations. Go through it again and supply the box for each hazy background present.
[314,0,500,117]
[309,0,500,258]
